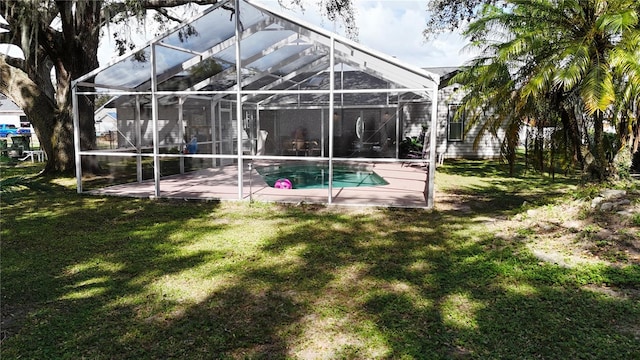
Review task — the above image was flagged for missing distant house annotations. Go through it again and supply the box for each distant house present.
[0,95,28,128]
[426,67,503,161]
[0,95,40,143]
[94,108,117,136]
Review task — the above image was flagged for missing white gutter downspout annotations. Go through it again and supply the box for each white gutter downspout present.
[210,98,217,167]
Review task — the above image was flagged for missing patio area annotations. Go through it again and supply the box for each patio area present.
[88,161,430,208]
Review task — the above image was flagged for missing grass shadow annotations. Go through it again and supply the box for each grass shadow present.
[2,161,638,359]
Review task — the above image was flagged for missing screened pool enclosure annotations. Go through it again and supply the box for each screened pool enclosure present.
[72,0,440,208]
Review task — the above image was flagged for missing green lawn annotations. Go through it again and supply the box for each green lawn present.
[1,161,638,359]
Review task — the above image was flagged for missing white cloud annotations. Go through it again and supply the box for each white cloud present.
[354,1,479,67]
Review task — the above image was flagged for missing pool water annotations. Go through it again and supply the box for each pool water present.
[256,164,388,189]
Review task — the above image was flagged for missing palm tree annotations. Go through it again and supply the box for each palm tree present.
[451,57,526,175]
[610,20,640,175]
[455,0,640,179]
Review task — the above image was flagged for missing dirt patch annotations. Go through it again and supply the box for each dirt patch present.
[518,201,637,267]
[438,186,640,268]
[0,304,28,345]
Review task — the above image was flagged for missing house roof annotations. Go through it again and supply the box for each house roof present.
[0,95,24,113]
[423,67,460,77]
[423,67,463,88]
[75,0,439,103]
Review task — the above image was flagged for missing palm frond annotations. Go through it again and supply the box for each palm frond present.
[581,62,616,114]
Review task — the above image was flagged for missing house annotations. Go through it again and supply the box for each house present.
[0,95,28,128]
[94,108,117,136]
[426,67,503,161]
[72,0,445,208]
[0,95,40,148]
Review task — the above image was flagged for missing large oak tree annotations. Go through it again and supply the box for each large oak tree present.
[424,0,497,38]
[0,1,228,174]
[0,0,355,174]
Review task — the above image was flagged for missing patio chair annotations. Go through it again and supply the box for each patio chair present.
[402,139,429,168]
[185,136,198,154]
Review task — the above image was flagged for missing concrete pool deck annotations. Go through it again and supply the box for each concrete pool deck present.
[86,161,431,208]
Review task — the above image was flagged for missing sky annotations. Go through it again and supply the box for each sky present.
[1,1,477,69]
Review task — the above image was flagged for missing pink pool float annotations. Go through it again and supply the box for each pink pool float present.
[274,178,292,189]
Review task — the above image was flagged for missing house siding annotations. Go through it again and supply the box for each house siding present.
[0,97,27,127]
[402,102,430,139]
[435,83,502,160]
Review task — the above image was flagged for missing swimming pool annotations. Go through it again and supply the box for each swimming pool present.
[255,163,388,189]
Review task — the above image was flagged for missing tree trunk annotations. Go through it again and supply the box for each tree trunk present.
[51,0,102,174]
[559,107,585,170]
[0,57,95,174]
[0,58,57,169]
[49,60,100,174]
[591,111,607,180]
[1,2,102,175]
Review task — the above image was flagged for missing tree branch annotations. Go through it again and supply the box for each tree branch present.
[101,0,220,21]
[100,0,222,30]
[424,0,496,39]
[0,55,54,115]
[154,8,184,23]
[138,0,220,9]
[0,54,25,71]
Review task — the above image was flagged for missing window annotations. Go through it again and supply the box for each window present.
[447,104,464,141]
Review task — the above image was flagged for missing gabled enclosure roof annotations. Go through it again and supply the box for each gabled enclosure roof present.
[75,0,439,99]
